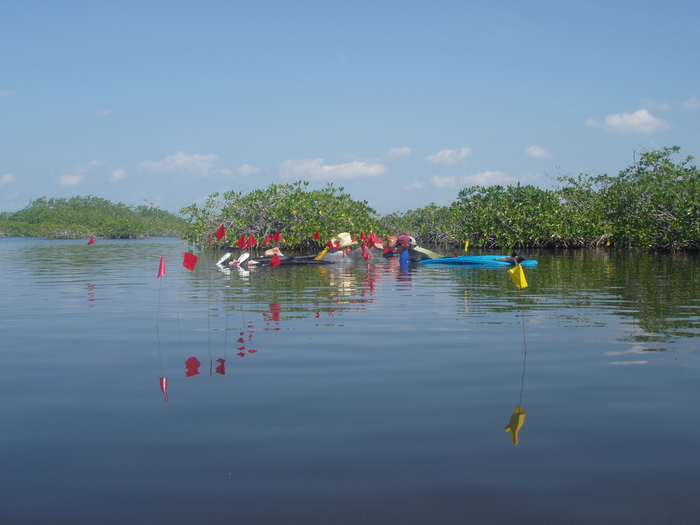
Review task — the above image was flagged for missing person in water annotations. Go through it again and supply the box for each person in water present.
[394,234,431,262]
[384,236,399,257]
[495,250,531,266]
[319,232,358,263]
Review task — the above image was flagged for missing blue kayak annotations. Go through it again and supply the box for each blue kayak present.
[419,255,538,267]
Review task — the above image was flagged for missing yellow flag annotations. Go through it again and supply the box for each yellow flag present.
[464,240,469,251]
[505,406,526,445]
[508,264,528,290]
[314,249,328,261]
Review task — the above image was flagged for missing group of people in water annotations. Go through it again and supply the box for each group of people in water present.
[216,231,530,271]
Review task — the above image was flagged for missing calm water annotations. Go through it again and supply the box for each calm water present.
[1,238,699,524]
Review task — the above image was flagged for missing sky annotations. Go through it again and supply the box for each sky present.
[1,0,699,215]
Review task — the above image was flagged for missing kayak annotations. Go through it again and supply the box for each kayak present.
[419,255,538,267]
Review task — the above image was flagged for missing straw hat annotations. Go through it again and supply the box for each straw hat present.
[335,232,357,249]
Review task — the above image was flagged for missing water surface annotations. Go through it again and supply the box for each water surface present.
[1,238,699,524]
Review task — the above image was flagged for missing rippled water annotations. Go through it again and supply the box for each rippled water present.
[1,238,699,524]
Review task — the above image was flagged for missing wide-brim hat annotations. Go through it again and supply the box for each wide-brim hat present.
[387,236,398,248]
[336,232,358,249]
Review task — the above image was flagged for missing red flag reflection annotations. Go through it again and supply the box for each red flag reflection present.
[215,358,226,375]
[185,357,201,377]
[160,377,168,403]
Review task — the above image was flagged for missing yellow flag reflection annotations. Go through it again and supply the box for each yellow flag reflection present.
[508,264,528,290]
[505,406,526,445]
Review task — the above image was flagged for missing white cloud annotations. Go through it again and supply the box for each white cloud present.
[237,164,261,176]
[137,151,221,177]
[430,175,459,188]
[60,175,84,186]
[388,146,412,158]
[109,168,126,182]
[0,173,15,187]
[6,191,19,200]
[402,181,424,190]
[279,158,386,180]
[644,99,670,111]
[0,90,16,97]
[431,170,515,189]
[683,97,700,111]
[464,170,515,186]
[427,147,472,165]
[525,146,553,159]
[96,109,112,117]
[77,159,104,173]
[586,109,671,134]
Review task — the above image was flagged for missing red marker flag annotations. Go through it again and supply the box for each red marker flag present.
[247,234,256,248]
[236,235,246,249]
[360,231,366,240]
[87,236,95,245]
[208,232,212,248]
[157,255,166,278]
[215,224,226,241]
[264,233,271,244]
[183,252,198,271]
[313,230,319,240]
[352,235,357,242]
[270,253,281,267]
[160,377,168,403]
[185,357,201,377]
[273,231,281,242]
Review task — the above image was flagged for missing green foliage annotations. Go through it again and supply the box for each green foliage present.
[180,181,383,250]
[0,196,185,239]
[387,147,700,251]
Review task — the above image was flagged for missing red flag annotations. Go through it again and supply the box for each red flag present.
[237,235,246,249]
[264,233,271,244]
[327,240,334,250]
[270,253,281,267]
[247,234,256,248]
[360,231,366,240]
[185,357,201,377]
[352,235,357,242]
[208,232,212,248]
[87,236,95,245]
[160,377,168,403]
[215,224,225,241]
[183,252,198,271]
[273,231,281,242]
[361,242,370,260]
[313,230,319,240]
[215,358,226,375]
[157,255,166,278]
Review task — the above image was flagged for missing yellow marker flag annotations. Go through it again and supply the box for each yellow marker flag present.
[314,249,328,261]
[464,240,469,251]
[508,264,528,290]
[505,406,526,445]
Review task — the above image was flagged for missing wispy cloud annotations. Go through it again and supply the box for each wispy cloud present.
[525,146,553,159]
[683,97,700,111]
[96,109,112,117]
[388,146,412,158]
[0,173,16,187]
[279,158,386,180]
[60,175,84,186]
[6,191,19,200]
[77,159,104,173]
[430,170,515,189]
[643,99,670,111]
[586,109,670,134]
[237,164,261,176]
[0,90,16,97]
[137,151,222,177]
[402,181,424,190]
[426,147,472,165]
[109,168,126,182]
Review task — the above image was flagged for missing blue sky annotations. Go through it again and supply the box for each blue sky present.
[1,1,699,215]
